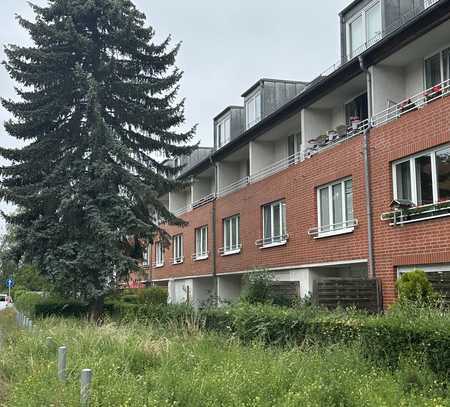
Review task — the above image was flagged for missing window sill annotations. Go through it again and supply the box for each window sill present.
[221,249,241,257]
[154,263,165,268]
[193,255,209,261]
[260,241,287,249]
[172,261,184,266]
[314,228,354,239]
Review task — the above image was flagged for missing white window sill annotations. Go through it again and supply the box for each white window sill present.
[172,260,184,265]
[221,249,241,256]
[260,241,287,249]
[314,228,354,239]
[155,263,165,268]
[193,255,209,261]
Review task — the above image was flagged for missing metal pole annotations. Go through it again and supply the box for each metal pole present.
[80,369,92,406]
[58,346,67,382]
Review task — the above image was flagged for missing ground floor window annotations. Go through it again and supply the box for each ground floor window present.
[317,178,354,235]
[262,200,287,246]
[172,235,183,264]
[195,226,208,259]
[223,215,240,254]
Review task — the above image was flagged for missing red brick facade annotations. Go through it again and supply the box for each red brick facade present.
[152,96,450,307]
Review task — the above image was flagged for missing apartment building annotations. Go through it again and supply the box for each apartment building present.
[139,0,450,308]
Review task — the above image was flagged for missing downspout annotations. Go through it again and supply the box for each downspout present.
[359,55,375,280]
[211,157,218,305]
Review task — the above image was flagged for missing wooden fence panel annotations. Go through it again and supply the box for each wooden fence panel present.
[270,281,301,300]
[313,278,382,313]
[427,272,450,303]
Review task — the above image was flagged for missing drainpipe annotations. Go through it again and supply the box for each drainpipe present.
[359,55,375,280]
[211,158,218,305]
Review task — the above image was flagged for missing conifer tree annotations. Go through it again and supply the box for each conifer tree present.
[1,0,195,315]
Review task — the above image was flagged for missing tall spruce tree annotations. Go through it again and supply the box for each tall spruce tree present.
[1,0,195,315]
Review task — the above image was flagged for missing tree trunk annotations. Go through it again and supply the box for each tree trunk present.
[89,296,104,324]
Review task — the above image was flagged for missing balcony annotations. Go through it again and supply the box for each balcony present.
[217,145,250,198]
[191,166,216,209]
[169,188,192,217]
[381,200,450,226]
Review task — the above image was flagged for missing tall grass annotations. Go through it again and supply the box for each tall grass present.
[0,311,448,406]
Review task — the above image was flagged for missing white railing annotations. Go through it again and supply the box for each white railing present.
[192,193,216,209]
[218,244,242,255]
[172,205,192,217]
[217,177,249,198]
[425,0,439,9]
[371,79,450,128]
[250,151,303,184]
[192,251,209,261]
[255,233,289,247]
[171,257,184,265]
[308,219,358,237]
[304,118,370,159]
[381,200,450,226]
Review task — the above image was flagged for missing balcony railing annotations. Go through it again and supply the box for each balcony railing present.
[308,219,358,237]
[250,151,303,184]
[218,244,242,256]
[217,177,250,198]
[371,79,450,128]
[192,193,216,209]
[255,233,289,248]
[192,251,209,261]
[381,200,450,226]
[172,205,192,217]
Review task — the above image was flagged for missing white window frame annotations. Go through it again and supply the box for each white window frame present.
[142,244,150,266]
[346,0,382,59]
[245,90,262,130]
[261,201,287,248]
[317,178,355,238]
[392,144,450,207]
[155,241,164,268]
[194,226,208,260]
[172,234,184,264]
[216,114,231,149]
[423,45,450,89]
[222,215,241,255]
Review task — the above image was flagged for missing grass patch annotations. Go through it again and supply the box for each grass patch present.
[0,311,449,406]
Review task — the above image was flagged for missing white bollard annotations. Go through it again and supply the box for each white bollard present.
[80,369,92,406]
[58,346,67,382]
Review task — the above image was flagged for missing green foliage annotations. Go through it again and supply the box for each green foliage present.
[13,291,45,316]
[0,0,196,307]
[396,270,436,304]
[136,287,168,306]
[0,313,448,406]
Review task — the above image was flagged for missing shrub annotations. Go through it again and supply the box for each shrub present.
[396,270,436,304]
[14,291,45,315]
[241,269,274,304]
[120,294,140,304]
[137,287,168,306]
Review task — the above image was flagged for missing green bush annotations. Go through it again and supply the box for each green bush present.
[241,269,274,304]
[136,287,168,305]
[120,294,140,304]
[14,291,45,315]
[396,270,436,304]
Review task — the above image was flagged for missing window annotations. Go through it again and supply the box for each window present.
[345,93,368,125]
[348,1,381,59]
[173,235,183,264]
[393,145,450,206]
[194,226,208,260]
[425,47,450,89]
[216,115,231,148]
[142,244,150,266]
[317,179,354,236]
[155,242,164,267]
[245,90,262,129]
[223,215,240,254]
[288,132,301,164]
[261,201,287,246]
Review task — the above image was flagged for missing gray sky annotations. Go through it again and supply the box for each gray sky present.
[0,0,351,224]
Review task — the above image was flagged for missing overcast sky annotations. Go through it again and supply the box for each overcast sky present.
[0,0,351,225]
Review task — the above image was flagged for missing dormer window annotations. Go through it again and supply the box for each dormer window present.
[216,115,231,148]
[245,90,262,130]
[347,1,381,59]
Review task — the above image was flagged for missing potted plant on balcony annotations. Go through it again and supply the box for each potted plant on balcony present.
[350,116,361,130]
[425,84,443,102]
[399,98,417,114]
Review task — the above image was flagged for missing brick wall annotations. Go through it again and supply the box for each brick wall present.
[370,96,450,305]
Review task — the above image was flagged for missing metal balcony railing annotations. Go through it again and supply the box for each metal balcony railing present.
[308,219,358,237]
[192,193,216,209]
[172,205,192,217]
[250,151,303,184]
[218,244,242,255]
[371,79,450,128]
[171,257,184,265]
[217,177,250,198]
[255,233,289,247]
[381,200,450,226]
[192,251,209,261]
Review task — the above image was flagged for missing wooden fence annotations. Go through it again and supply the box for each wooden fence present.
[427,272,450,304]
[312,278,382,313]
[270,281,301,300]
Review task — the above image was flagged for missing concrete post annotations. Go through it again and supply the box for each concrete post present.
[80,369,92,406]
[58,346,67,382]
[46,337,56,351]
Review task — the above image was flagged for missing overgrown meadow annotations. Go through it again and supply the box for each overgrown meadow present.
[0,309,448,407]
